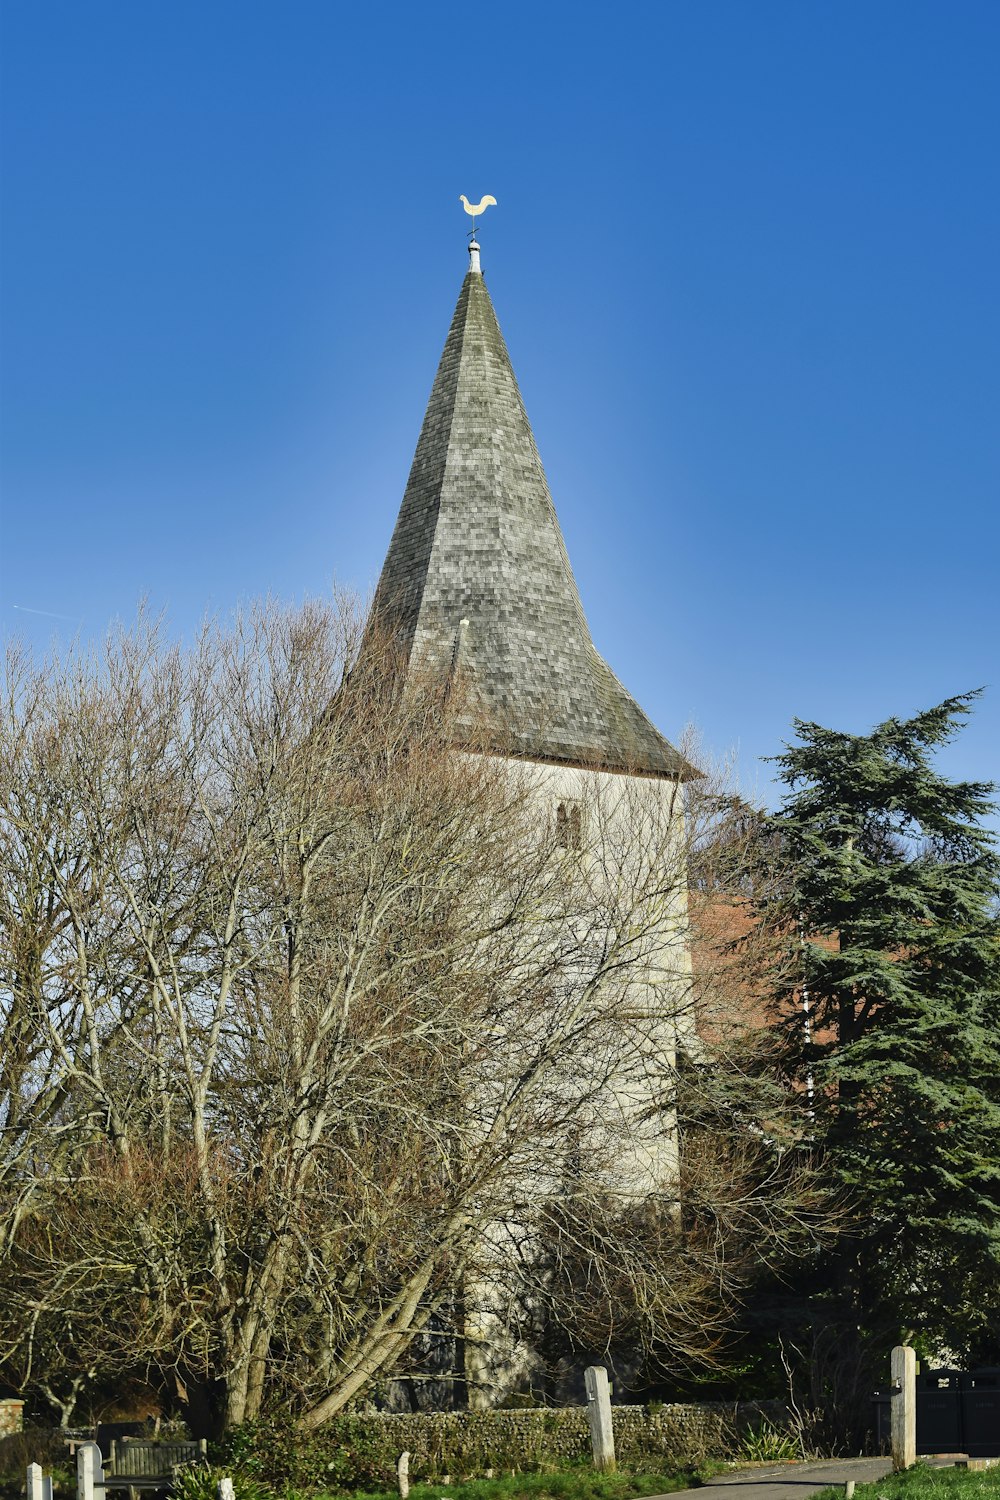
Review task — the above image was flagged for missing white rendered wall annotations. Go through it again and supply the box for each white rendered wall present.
[531,759,692,1197]
[459,755,694,1402]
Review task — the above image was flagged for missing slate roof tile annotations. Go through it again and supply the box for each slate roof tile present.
[370,261,693,781]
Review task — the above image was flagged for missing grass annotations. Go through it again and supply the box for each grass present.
[813,1464,999,1500]
[314,1471,698,1500]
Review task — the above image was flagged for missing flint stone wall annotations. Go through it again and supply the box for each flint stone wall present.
[353,1400,789,1475]
[0,1408,23,1441]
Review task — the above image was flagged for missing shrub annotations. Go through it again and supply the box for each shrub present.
[173,1464,272,1500]
[0,1431,75,1486]
[220,1416,395,1492]
[737,1421,798,1464]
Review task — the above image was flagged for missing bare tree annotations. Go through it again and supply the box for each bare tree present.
[0,600,828,1432]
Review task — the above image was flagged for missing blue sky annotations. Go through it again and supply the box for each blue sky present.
[1,1,997,806]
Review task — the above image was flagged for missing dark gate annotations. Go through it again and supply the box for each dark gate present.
[916,1369,961,1453]
[963,1368,1000,1459]
[915,1367,1000,1457]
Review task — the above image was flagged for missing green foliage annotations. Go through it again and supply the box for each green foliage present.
[165,1446,701,1500]
[220,1416,393,1491]
[216,1411,724,1493]
[311,1471,696,1500]
[762,693,1000,1364]
[221,1413,583,1490]
[0,1429,76,1493]
[173,1464,273,1500]
[736,1421,798,1463]
[812,1463,1000,1499]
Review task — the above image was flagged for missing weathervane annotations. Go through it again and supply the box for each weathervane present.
[460,194,497,241]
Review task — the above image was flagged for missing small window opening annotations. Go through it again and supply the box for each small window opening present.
[555,800,582,851]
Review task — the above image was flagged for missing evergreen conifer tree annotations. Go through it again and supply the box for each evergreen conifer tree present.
[764,692,1000,1371]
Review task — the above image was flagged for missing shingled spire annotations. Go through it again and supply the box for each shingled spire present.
[370,243,690,779]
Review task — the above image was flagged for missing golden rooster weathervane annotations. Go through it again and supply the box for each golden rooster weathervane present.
[460,194,497,241]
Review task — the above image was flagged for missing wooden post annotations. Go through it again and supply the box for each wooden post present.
[77,1443,104,1500]
[584,1365,616,1473]
[890,1344,916,1471]
[396,1452,410,1500]
[217,1480,235,1500]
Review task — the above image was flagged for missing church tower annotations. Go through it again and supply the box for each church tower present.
[369,234,696,1401]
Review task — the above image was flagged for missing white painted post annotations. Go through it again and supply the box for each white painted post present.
[891,1345,916,1471]
[217,1478,235,1500]
[584,1365,616,1473]
[77,1443,104,1500]
[396,1452,410,1500]
[27,1462,45,1500]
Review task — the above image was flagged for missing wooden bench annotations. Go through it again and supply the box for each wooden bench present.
[103,1440,207,1493]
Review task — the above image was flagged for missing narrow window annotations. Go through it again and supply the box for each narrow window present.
[555,800,583,851]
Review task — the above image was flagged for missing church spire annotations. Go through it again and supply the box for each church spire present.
[369,247,690,779]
